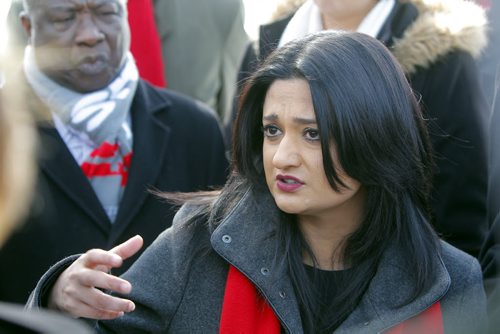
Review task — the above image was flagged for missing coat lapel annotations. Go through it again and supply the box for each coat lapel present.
[211,188,304,333]
[211,187,451,334]
[336,243,450,334]
[110,82,172,242]
[38,124,111,234]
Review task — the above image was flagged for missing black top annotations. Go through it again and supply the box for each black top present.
[302,265,354,334]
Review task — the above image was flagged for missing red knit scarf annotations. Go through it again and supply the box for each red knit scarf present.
[220,265,444,334]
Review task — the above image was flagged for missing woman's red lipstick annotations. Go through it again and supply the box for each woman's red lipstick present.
[276,174,304,192]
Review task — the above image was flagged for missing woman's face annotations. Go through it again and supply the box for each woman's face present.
[262,79,364,221]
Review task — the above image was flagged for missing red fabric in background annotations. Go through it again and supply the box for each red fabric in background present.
[127,0,166,87]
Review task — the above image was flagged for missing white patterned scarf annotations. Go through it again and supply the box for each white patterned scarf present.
[24,46,139,222]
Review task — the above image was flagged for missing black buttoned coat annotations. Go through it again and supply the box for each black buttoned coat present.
[0,79,229,303]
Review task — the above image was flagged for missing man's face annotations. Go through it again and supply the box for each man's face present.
[22,0,130,93]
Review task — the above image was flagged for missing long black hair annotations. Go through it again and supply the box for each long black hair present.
[162,30,439,332]
[230,31,439,332]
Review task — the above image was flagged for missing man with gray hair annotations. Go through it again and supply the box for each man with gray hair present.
[0,0,228,304]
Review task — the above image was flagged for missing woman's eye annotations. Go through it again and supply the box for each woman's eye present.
[262,125,281,138]
[304,128,320,141]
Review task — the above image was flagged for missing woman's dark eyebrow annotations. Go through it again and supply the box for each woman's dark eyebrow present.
[263,114,278,122]
[293,117,316,125]
[262,114,316,125]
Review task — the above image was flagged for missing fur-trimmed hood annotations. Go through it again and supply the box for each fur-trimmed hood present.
[270,0,488,74]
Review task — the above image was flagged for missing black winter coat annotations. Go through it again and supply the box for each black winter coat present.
[0,79,229,303]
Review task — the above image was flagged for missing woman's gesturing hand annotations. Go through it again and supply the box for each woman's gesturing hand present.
[48,235,144,319]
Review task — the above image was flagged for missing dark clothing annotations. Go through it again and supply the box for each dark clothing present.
[302,266,354,333]
[28,187,488,333]
[247,0,489,258]
[482,212,500,333]
[480,66,500,333]
[0,79,228,303]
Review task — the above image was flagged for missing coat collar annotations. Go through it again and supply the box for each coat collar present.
[210,187,304,333]
[210,187,450,333]
[390,0,487,74]
[269,0,487,74]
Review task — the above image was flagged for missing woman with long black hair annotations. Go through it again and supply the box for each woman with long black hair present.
[29,31,487,333]
[232,0,490,259]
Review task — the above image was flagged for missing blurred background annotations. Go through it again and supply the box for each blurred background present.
[0,0,10,57]
[242,0,283,40]
[0,0,282,57]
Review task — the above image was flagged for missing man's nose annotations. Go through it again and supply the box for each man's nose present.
[75,13,105,46]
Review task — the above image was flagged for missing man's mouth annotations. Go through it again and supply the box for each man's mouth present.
[77,56,108,75]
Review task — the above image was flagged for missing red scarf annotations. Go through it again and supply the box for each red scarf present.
[220,265,444,334]
[219,266,281,334]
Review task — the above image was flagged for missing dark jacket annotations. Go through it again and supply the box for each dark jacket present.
[480,65,500,333]
[0,79,229,303]
[29,187,488,333]
[252,0,489,258]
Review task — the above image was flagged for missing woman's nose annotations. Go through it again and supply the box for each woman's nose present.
[272,135,301,169]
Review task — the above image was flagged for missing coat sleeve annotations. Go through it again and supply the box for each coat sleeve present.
[97,205,201,333]
[480,65,500,334]
[417,51,489,258]
[25,255,82,309]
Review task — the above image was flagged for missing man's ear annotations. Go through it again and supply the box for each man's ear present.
[20,12,32,39]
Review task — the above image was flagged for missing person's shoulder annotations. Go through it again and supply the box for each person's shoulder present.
[260,13,294,38]
[440,240,477,266]
[136,80,220,122]
[207,0,244,14]
[393,0,487,74]
[172,201,209,229]
[439,240,482,283]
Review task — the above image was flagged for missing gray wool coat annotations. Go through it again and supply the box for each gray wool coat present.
[29,187,487,333]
